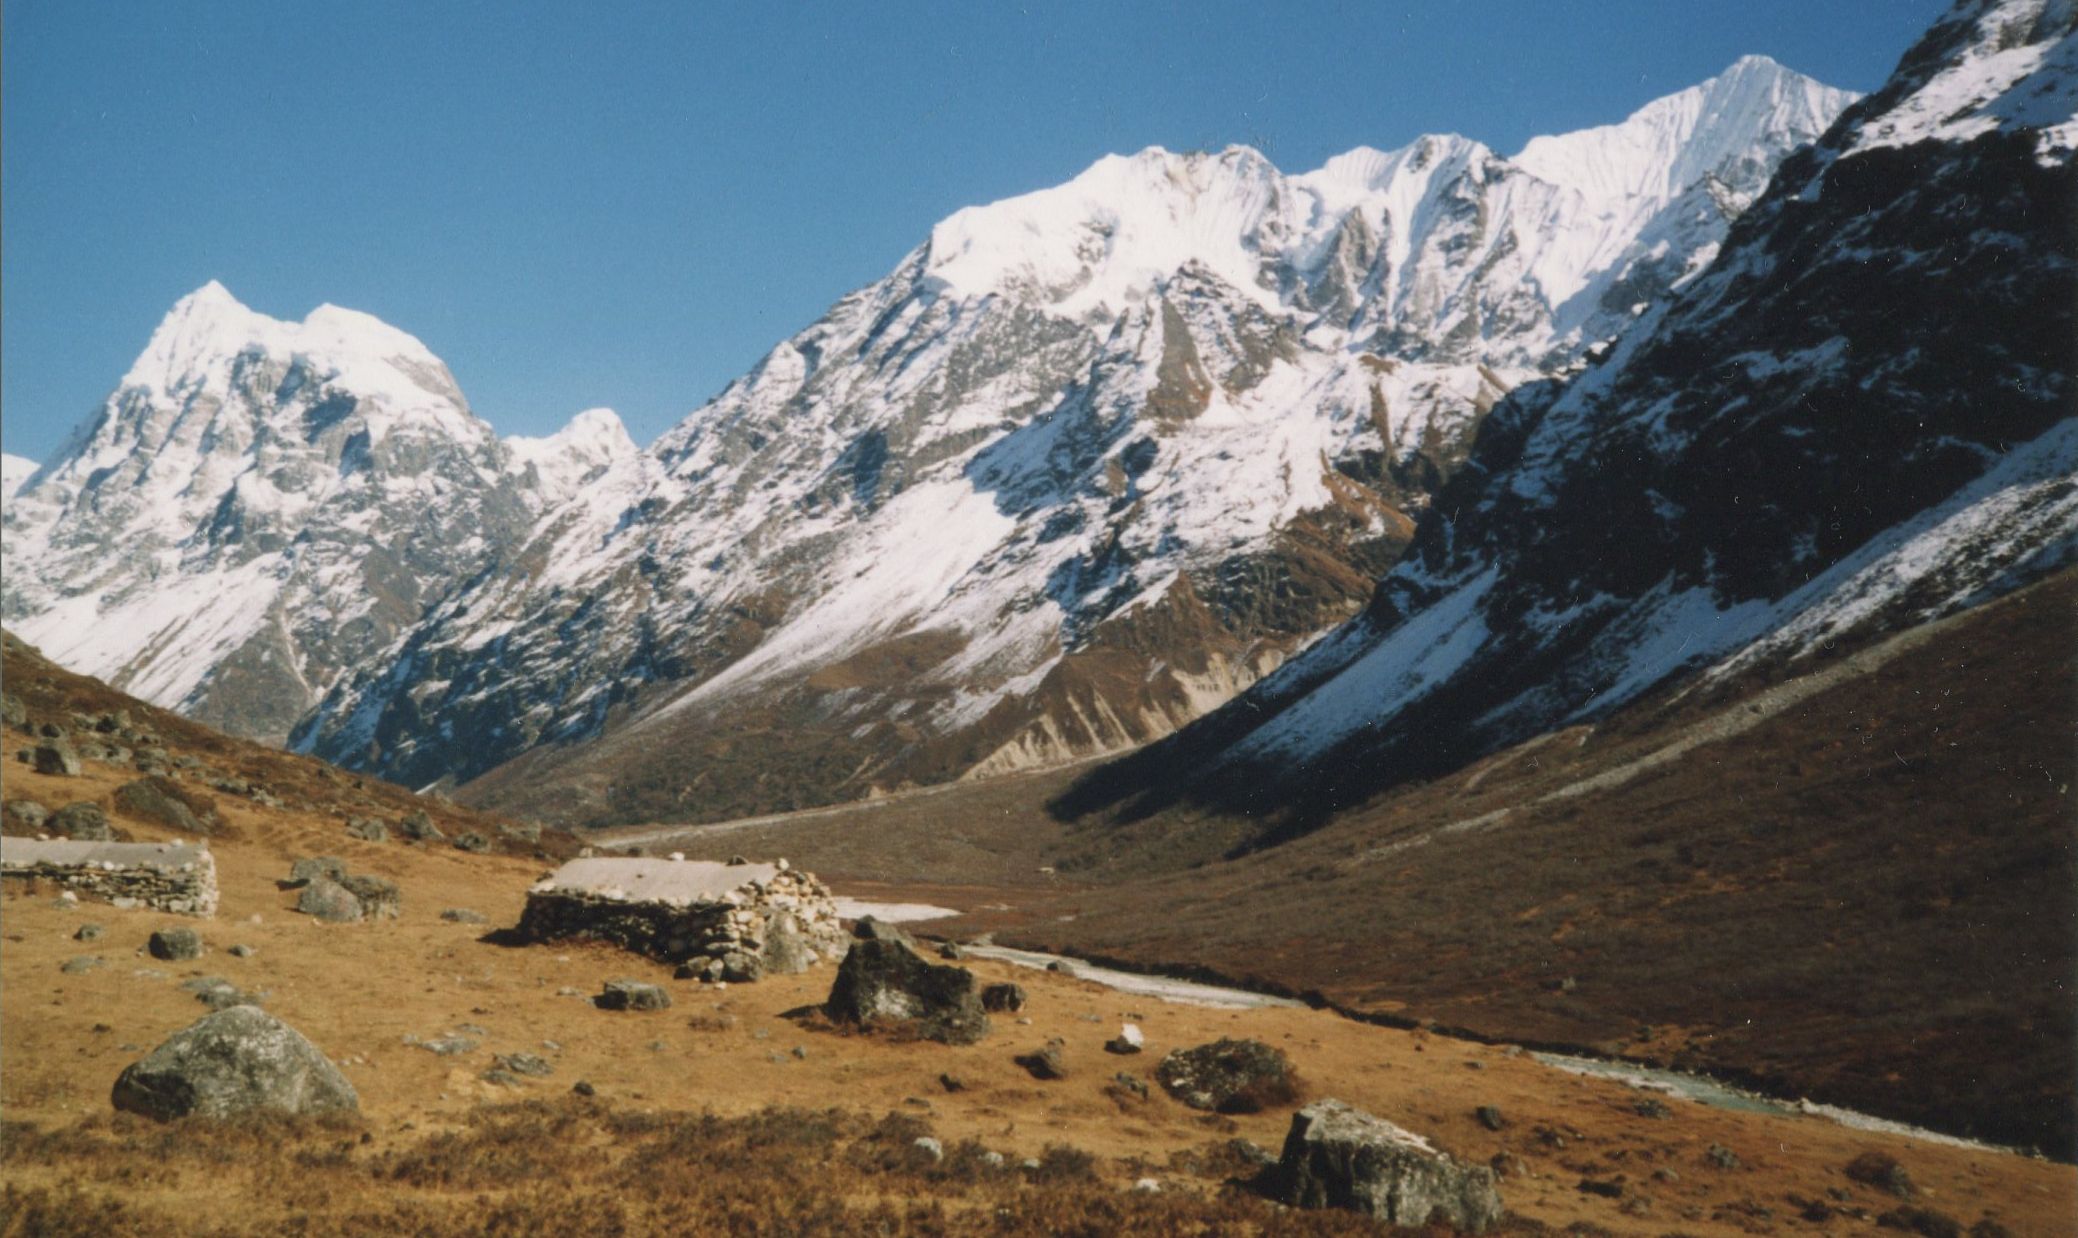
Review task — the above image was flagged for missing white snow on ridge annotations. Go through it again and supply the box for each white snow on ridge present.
[1847,0,2078,164]
[1,454,35,500]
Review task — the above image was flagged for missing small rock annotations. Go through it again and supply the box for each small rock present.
[397,811,444,843]
[340,874,401,920]
[1017,1037,1069,1080]
[980,982,1026,1013]
[1475,1105,1507,1132]
[416,1034,479,1056]
[1705,1143,1742,1170]
[1046,959,1073,975]
[572,1080,597,1097]
[1578,1177,1624,1198]
[938,1072,967,1093]
[147,927,203,961]
[1104,1023,1145,1055]
[74,923,105,943]
[1846,1150,1916,1198]
[494,1053,554,1077]
[229,944,256,958]
[440,908,489,925]
[345,816,389,843]
[981,1150,1005,1168]
[937,941,964,960]
[1633,1096,1672,1119]
[913,1136,944,1162]
[597,979,672,1011]
[61,955,102,975]
[1133,1178,1161,1193]
[790,1045,808,1060]
[4,799,50,829]
[1110,1071,1150,1101]
[481,1069,525,1088]
[452,831,492,854]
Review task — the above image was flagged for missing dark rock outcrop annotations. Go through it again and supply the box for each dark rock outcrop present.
[1273,1099,1503,1232]
[823,939,990,1045]
[111,1006,358,1120]
[1156,1037,1299,1113]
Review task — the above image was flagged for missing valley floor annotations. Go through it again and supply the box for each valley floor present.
[4,747,2074,1234]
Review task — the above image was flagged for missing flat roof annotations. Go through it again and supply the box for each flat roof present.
[1,838,210,871]
[536,857,778,903]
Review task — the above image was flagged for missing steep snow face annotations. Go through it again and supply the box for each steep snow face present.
[0,284,554,741]
[292,59,1853,826]
[1,455,36,500]
[1062,0,2077,833]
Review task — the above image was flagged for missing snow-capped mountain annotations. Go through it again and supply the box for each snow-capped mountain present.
[266,57,1852,826]
[1061,0,2078,837]
[0,283,630,741]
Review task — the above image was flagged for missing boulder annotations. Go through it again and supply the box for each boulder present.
[295,878,365,924]
[1017,1038,1069,1080]
[285,856,348,888]
[0,693,26,730]
[980,982,1027,1013]
[851,915,915,946]
[4,799,50,829]
[345,816,389,843]
[596,979,671,1011]
[51,802,114,841]
[112,777,220,835]
[452,831,492,854]
[1156,1038,1300,1113]
[33,740,82,776]
[720,950,764,983]
[823,939,990,1045]
[340,874,401,920]
[398,810,444,842]
[148,927,204,961]
[112,1006,358,1121]
[1846,1150,1916,1198]
[1273,1099,1502,1232]
[760,912,817,975]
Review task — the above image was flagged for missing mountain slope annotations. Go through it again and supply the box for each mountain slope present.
[1058,0,2078,837]
[288,60,1854,826]
[0,284,630,743]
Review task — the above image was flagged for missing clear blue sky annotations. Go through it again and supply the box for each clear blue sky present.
[2,0,1950,460]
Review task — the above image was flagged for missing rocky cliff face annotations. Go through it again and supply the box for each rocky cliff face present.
[5,59,1855,825]
[1058,0,2078,840]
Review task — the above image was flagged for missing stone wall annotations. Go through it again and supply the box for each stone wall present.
[516,857,847,979]
[0,839,219,916]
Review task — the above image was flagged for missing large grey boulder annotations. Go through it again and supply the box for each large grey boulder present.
[33,740,81,776]
[295,878,365,924]
[1273,1099,1502,1233]
[761,912,818,975]
[340,874,401,920]
[823,938,989,1045]
[285,856,348,888]
[1157,1038,1300,1113]
[112,777,221,835]
[51,802,113,841]
[111,1006,359,1121]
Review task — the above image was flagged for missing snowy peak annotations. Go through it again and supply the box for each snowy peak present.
[505,407,641,503]
[1513,55,1858,213]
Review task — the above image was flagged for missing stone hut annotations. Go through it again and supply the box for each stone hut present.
[1,838,219,916]
[516,856,847,981]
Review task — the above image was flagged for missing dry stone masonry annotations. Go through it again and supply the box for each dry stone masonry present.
[516,856,847,980]
[1,838,218,916]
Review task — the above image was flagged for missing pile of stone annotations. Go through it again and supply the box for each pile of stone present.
[516,855,847,981]
[0,838,218,916]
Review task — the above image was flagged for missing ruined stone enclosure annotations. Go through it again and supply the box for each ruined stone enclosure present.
[0,838,219,916]
[516,857,847,980]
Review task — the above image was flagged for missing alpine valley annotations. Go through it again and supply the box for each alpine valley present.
[4,55,1866,826]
